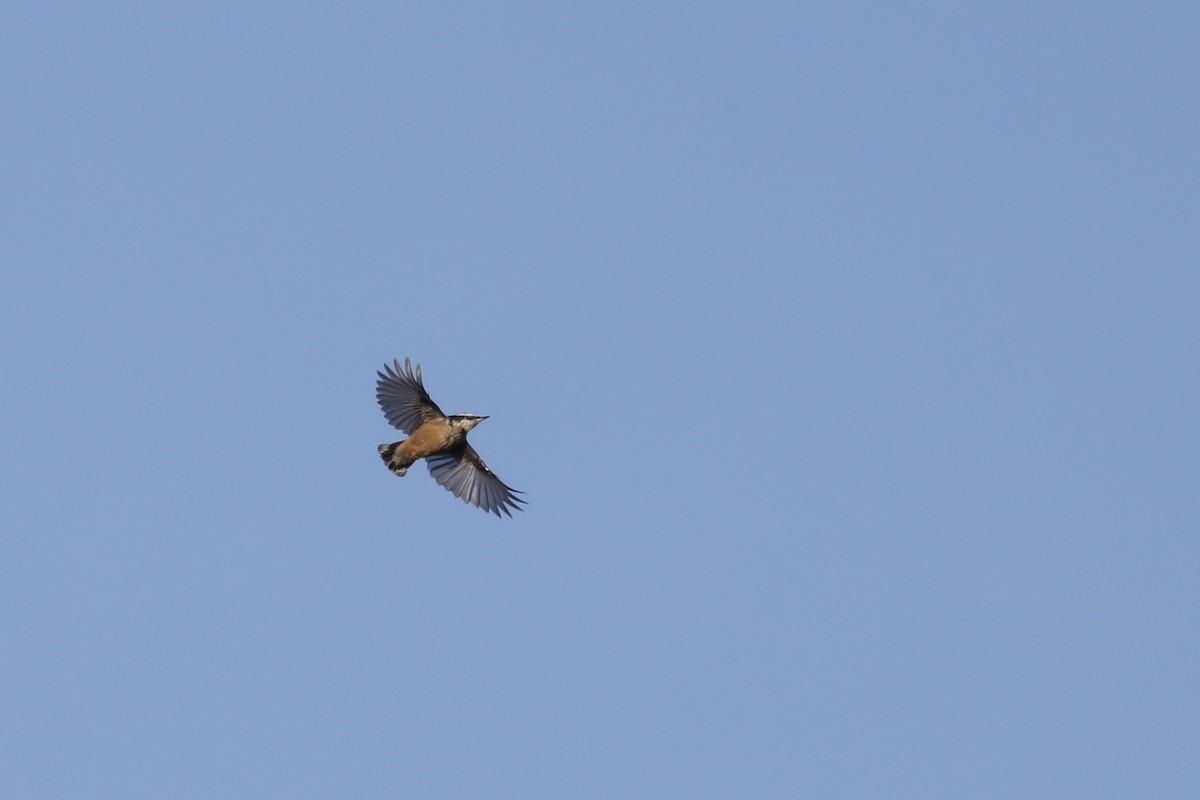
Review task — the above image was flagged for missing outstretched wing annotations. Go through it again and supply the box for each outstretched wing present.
[426,444,527,518]
[376,358,446,433]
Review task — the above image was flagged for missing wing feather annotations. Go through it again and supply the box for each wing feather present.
[376,358,446,433]
[426,444,526,518]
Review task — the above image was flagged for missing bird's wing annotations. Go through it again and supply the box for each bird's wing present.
[426,444,526,518]
[376,358,446,433]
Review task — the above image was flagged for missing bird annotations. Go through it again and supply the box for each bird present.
[376,357,526,517]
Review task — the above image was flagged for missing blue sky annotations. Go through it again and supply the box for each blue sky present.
[2,2,1197,797]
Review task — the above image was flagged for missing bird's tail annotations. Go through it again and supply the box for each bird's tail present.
[378,442,411,477]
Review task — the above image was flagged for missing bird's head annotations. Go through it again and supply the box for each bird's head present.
[448,413,488,433]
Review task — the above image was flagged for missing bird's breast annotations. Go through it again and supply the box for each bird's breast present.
[403,421,459,460]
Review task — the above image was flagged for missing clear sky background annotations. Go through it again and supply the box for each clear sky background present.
[2,2,1197,797]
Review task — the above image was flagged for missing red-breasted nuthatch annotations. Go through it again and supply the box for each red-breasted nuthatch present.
[376,358,526,517]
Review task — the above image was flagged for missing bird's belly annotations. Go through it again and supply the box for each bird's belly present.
[403,424,456,460]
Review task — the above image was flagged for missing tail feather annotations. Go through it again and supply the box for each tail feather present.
[378,442,411,477]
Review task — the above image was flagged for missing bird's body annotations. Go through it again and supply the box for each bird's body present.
[376,358,525,517]
[378,415,483,477]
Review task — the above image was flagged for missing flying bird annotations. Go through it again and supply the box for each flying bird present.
[376,358,526,517]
